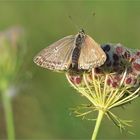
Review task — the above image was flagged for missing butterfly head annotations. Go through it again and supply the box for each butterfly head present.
[79,28,85,34]
[78,29,86,39]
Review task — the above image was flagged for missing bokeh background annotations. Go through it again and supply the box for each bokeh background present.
[0,0,140,139]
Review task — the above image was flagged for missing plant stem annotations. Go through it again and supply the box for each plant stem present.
[1,88,15,140]
[91,110,104,140]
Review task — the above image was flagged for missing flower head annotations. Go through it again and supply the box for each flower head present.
[66,43,140,132]
[0,26,25,91]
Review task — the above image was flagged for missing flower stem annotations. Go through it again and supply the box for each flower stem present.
[1,86,15,140]
[91,110,104,140]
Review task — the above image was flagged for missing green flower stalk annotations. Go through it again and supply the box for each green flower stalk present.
[66,44,140,140]
[0,27,25,140]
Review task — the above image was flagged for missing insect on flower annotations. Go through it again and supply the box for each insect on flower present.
[66,43,140,139]
[33,29,106,73]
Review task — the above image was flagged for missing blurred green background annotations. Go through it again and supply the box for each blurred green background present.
[0,0,140,139]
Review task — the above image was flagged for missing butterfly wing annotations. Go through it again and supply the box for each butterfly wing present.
[79,35,106,70]
[34,35,75,71]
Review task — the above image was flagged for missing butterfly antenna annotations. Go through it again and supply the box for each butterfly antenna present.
[68,15,79,32]
[82,11,96,29]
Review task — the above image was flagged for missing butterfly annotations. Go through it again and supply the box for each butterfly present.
[33,29,106,72]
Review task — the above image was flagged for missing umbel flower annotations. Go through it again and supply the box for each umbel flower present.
[0,27,25,140]
[0,27,25,91]
[66,43,140,140]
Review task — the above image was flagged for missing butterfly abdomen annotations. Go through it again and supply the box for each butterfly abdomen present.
[72,46,81,64]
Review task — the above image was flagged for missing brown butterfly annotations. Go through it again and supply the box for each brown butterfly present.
[33,29,106,72]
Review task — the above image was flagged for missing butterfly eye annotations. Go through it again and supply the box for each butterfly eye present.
[79,28,85,34]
